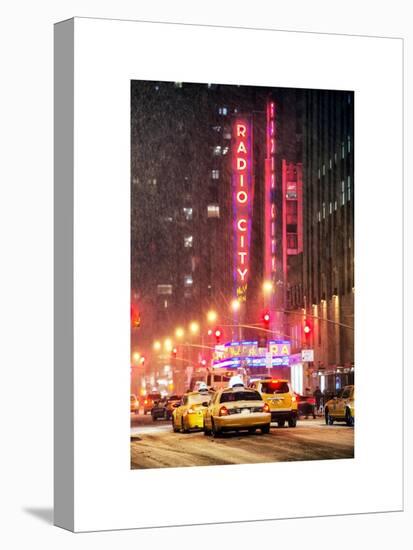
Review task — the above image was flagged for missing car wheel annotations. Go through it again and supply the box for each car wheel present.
[325,409,334,425]
[277,420,285,428]
[172,419,179,433]
[211,419,221,438]
[181,418,189,434]
[288,416,297,428]
[345,408,354,427]
[261,424,270,434]
[204,423,211,436]
[248,427,256,434]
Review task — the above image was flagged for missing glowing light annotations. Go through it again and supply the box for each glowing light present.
[189,321,200,335]
[153,341,161,351]
[263,280,273,294]
[175,327,185,339]
[207,310,217,323]
[231,299,240,312]
[132,351,141,362]
[164,338,173,352]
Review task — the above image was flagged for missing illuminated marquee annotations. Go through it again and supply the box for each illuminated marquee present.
[232,117,253,301]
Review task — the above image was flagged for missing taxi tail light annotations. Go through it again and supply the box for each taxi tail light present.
[186,408,195,414]
[144,399,148,404]
[263,403,270,413]
[308,398,315,404]
[219,406,229,416]
[292,395,297,403]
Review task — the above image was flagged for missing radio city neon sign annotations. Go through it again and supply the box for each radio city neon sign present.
[233,117,253,297]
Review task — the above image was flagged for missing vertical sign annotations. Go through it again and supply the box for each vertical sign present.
[265,101,276,281]
[232,117,253,302]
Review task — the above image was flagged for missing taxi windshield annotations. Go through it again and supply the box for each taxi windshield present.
[261,382,290,394]
[220,391,262,403]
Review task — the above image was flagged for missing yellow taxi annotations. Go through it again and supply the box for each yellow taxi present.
[172,389,212,433]
[324,385,354,426]
[130,394,139,415]
[249,378,298,427]
[203,383,271,437]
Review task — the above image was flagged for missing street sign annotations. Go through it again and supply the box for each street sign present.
[301,349,314,362]
[265,352,272,369]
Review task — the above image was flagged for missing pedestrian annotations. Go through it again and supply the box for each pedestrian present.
[313,386,322,414]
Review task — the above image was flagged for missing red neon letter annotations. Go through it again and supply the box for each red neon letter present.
[237,268,248,281]
[237,158,247,171]
[237,141,247,154]
[237,124,246,137]
[237,219,247,231]
[237,191,248,204]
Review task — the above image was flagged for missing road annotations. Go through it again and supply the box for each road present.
[130,413,354,469]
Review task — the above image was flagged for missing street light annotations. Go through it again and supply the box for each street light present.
[132,351,141,363]
[164,338,173,352]
[207,310,217,323]
[231,299,240,312]
[189,321,200,335]
[175,327,185,339]
[153,340,161,351]
[263,280,273,294]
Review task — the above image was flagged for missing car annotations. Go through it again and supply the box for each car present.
[172,390,212,433]
[142,392,162,415]
[203,386,271,437]
[295,393,316,419]
[250,379,298,427]
[164,394,182,420]
[130,394,140,415]
[324,385,354,426]
[151,397,168,421]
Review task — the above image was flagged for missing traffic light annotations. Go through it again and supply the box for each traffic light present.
[172,347,177,358]
[262,311,270,329]
[214,328,222,344]
[303,321,312,337]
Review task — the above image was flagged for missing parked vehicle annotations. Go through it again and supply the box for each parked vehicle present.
[324,385,354,426]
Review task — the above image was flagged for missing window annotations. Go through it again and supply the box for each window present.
[211,169,219,180]
[347,176,351,200]
[184,235,193,248]
[347,136,351,153]
[341,142,345,159]
[213,145,222,156]
[322,202,326,219]
[157,284,173,295]
[287,234,298,249]
[261,381,290,394]
[183,207,193,221]
[222,146,229,155]
[341,180,345,205]
[207,205,220,218]
[220,391,262,403]
[184,275,193,287]
[218,107,228,115]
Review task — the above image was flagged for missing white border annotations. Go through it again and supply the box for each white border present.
[70,17,403,532]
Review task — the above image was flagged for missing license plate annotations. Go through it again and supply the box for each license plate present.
[241,408,251,415]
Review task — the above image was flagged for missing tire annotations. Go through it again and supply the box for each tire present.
[204,424,211,436]
[345,408,354,427]
[181,418,188,434]
[261,424,270,434]
[211,419,221,438]
[325,409,334,425]
[172,418,179,433]
[288,416,297,428]
[277,420,285,428]
[248,427,256,434]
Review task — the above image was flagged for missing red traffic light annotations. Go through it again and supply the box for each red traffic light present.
[172,347,178,357]
[214,328,222,343]
[262,311,270,327]
[303,322,312,335]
